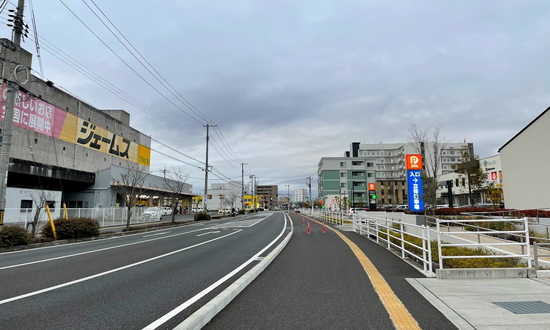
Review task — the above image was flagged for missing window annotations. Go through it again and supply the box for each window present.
[47,201,56,209]
[21,200,32,209]
[367,162,373,167]
[340,172,346,178]
[340,162,347,167]
[352,161,364,166]
[367,173,373,177]
[462,178,466,186]
[340,183,346,188]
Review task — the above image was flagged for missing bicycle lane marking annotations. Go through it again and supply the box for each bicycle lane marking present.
[312,217,421,330]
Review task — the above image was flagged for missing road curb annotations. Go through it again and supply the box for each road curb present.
[174,221,293,330]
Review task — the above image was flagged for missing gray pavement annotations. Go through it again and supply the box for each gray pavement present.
[409,277,550,330]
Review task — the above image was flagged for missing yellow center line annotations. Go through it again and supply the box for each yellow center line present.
[308,217,421,330]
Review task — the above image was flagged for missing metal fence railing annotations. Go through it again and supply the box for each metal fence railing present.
[353,214,434,277]
[435,217,532,269]
[2,207,164,229]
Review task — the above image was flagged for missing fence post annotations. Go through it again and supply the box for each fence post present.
[427,224,432,276]
[533,241,539,270]
[437,218,443,270]
[400,221,405,258]
[386,218,390,249]
[524,217,532,269]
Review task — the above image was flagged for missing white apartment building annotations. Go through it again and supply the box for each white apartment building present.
[347,141,472,205]
[436,154,503,207]
[295,188,308,202]
[206,181,243,211]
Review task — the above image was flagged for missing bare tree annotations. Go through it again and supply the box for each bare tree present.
[161,166,190,223]
[408,123,447,212]
[222,191,239,210]
[452,145,487,205]
[28,190,56,237]
[112,163,150,231]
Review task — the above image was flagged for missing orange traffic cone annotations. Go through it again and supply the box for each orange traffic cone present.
[302,217,305,226]
[322,223,326,233]
[307,223,311,234]
[313,221,317,226]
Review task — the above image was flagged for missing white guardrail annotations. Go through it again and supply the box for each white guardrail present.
[314,210,541,275]
[351,213,434,277]
[435,217,532,269]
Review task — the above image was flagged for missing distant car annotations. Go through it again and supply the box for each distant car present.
[218,208,231,214]
[347,208,368,216]
[395,205,408,211]
[162,207,172,216]
[142,207,162,220]
[294,209,301,213]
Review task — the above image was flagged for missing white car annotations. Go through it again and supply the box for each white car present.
[142,207,162,220]
[162,207,173,216]
[347,208,368,216]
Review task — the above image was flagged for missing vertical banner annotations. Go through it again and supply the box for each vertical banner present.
[406,154,425,212]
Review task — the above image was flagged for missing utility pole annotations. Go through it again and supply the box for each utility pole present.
[286,184,290,213]
[306,176,312,215]
[249,174,255,212]
[203,124,216,212]
[0,0,26,226]
[241,163,247,211]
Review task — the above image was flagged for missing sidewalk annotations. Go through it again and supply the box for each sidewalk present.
[409,277,550,330]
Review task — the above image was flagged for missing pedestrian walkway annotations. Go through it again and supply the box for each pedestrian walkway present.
[409,277,550,330]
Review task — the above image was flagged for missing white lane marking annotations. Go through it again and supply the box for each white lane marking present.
[0,221,210,256]
[142,232,170,237]
[143,213,288,330]
[196,231,221,237]
[0,230,242,306]
[0,227,219,270]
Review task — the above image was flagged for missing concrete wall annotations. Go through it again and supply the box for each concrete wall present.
[500,109,550,209]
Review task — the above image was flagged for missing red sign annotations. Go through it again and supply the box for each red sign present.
[405,154,423,170]
[368,183,376,191]
[491,172,497,181]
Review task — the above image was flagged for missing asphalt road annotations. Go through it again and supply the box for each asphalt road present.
[0,212,288,329]
[205,212,457,329]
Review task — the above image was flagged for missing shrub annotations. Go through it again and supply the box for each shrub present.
[41,217,100,240]
[0,225,32,248]
[194,212,211,221]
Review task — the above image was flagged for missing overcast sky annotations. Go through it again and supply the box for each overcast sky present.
[2,0,549,197]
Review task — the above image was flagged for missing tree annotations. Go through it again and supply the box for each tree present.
[161,166,190,223]
[28,190,56,237]
[112,163,150,231]
[224,192,240,209]
[452,145,487,205]
[487,183,504,207]
[408,124,447,213]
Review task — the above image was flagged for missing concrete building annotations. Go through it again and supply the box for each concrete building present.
[294,188,308,202]
[499,107,550,210]
[434,155,503,208]
[206,181,242,211]
[256,185,278,210]
[318,141,473,209]
[0,41,193,223]
[318,157,376,210]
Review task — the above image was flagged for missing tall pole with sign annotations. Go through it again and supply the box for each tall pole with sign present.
[405,154,425,212]
[368,182,377,210]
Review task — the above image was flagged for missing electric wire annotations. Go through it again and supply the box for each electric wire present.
[57,0,207,126]
[85,0,215,125]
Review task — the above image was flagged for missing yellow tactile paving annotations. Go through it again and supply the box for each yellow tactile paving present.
[309,217,421,330]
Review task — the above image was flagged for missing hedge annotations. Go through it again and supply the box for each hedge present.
[41,217,100,239]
